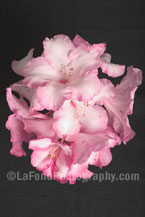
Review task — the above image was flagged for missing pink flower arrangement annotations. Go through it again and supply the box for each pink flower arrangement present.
[6,34,142,184]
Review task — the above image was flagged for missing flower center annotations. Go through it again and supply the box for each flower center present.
[59,63,74,84]
[48,147,61,160]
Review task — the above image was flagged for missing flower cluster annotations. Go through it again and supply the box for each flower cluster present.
[6,34,142,184]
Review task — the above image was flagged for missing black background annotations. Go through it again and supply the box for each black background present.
[0,0,145,216]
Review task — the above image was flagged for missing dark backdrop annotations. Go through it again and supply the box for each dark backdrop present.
[0,1,145,217]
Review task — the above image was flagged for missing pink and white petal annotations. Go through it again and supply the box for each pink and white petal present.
[104,99,136,143]
[29,139,57,171]
[6,114,33,157]
[42,34,74,68]
[54,144,72,181]
[68,130,120,164]
[89,79,115,106]
[101,62,125,77]
[117,66,142,89]
[23,118,55,138]
[73,35,106,56]
[11,49,34,76]
[29,138,53,150]
[11,81,44,113]
[69,47,101,78]
[23,56,61,88]
[91,43,106,56]
[88,148,112,168]
[37,82,70,111]
[53,100,81,138]
[103,66,142,143]
[67,163,93,184]
[73,34,90,50]
[115,66,142,114]
[97,148,112,168]
[71,72,101,102]
[6,87,29,118]
[77,102,108,134]
[30,148,50,168]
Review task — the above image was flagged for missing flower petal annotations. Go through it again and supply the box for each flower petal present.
[52,144,72,182]
[11,49,34,76]
[24,118,55,138]
[6,114,33,157]
[73,34,106,56]
[70,72,101,102]
[23,56,61,88]
[29,138,56,170]
[6,87,29,118]
[29,138,52,150]
[101,62,125,77]
[73,34,90,49]
[67,130,120,164]
[93,66,142,143]
[12,81,43,113]
[67,163,93,184]
[100,53,125,77]
[6,86,46,119]
[88,148,112,168]
[42,34,74,68]
[77,102,108,134]
[69,47,101,78]
[53,100,81,138]
[89,78,115,106]
[37,82,72,111]
[53,100,108,137]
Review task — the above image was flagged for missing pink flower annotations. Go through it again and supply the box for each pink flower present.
[6,34,142,184]
[53,100,108,138]
[11,34,125,111]
[6,85,55,157]
[29,138,72,183]
[90,66,142,143]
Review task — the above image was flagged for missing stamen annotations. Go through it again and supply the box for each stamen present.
[48,147,61,160]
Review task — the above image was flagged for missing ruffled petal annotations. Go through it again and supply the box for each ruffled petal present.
[73,34,90,50]
[73,34,106,56]
[89,78,115,106]
[37,82,72,111]
[70,71,101,102]
[23,118,55,138]
[23,56,61,88]
[67,130,120,164]
[6,114,33,157]
[101,62,125,77]
[29,138,57,170]
[29,138,72,182]
[11,81,43,113]
[69,47,101,78]
[67,163,93,184]
[100,53,125,77]
[42,34,74,68]
[11,49,34,76]
[6,87,29,118]
[53,100,108,137]
[88,148,112,168]
[115,66,142,114]
[92,66,142,143]
[53,100,81,138]
[77,102,108,134]
[6,86,46,119]
[52,144,72,182]
[29,138,52,150]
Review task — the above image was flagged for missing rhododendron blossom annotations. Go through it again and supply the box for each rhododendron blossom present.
[6,34,142,184]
